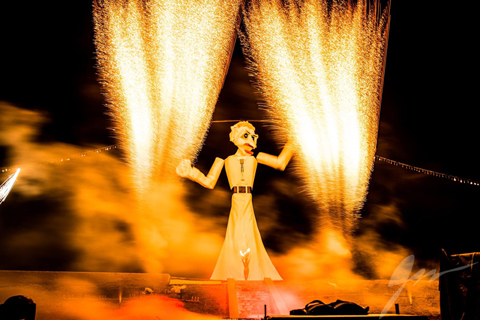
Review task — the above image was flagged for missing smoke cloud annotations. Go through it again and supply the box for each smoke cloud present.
[0,102,415,283]
[0,103,224,277]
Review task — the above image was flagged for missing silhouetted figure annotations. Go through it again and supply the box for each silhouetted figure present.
[0,295,36,320]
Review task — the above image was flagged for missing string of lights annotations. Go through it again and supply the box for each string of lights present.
[375,155,480,186]
[211,119,273,123]
[0,145,117,174]
[1,141,478,187]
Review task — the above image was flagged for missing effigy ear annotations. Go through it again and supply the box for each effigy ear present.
[229,125,237,142]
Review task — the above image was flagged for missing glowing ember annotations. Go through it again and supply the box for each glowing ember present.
[241,0,390,235]
[239,248,251,257]
[0,168,20,205]
[93,0,242,190]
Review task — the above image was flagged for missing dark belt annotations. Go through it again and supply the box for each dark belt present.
[232,186,252,193]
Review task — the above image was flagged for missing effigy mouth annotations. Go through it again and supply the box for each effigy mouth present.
[243,144,255,155]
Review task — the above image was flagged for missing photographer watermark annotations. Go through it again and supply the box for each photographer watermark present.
[380,254,477,318]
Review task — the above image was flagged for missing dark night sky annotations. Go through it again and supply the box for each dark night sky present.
[0,1,479,275]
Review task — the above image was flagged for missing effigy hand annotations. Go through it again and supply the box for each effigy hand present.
[176,159,192,178]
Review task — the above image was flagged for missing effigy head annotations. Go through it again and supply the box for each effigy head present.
[230,121,258,155]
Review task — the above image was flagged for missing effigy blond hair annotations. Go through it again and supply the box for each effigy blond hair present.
[229,121,256,141]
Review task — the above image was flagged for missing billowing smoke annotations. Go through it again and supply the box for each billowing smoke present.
[0,103,224,276]
[0,100,414,285]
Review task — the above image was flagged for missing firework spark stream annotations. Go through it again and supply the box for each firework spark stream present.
[241,0,390,239]
[0,168,20,205]
[93,0,242,190]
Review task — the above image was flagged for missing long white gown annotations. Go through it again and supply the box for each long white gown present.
[210,155,282,281]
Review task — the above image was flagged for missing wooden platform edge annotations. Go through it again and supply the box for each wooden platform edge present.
[227,278,239,318]
[266,315,430,320]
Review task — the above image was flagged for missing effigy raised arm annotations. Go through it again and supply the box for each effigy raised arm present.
[176,157,224,189]
[257,141,294,171]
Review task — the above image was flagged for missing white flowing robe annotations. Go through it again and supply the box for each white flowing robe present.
[210,155,282,280]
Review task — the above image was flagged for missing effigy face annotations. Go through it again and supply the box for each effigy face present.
[229,122,258,155]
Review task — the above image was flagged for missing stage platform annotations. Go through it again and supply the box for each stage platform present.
[0,271,440,320]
